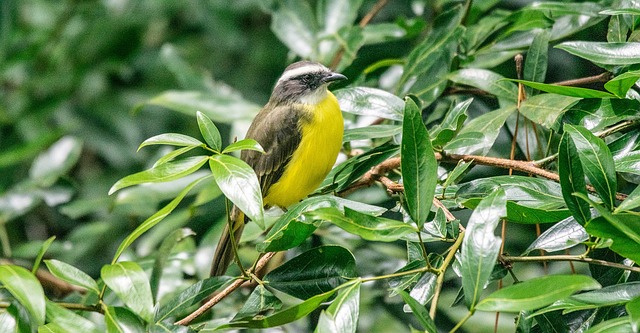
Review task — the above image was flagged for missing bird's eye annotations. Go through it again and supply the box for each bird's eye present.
[301,74,312,82]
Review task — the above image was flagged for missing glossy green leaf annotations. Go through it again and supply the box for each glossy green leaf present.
[105,306,146,333]
[444,105,515,155]
[431,98,471,148]
[476,275,601,312]
[138,133,203,151]
[399,290,436,333]
[306,207,416,242]
[222,138,264,154]
[518,93,580,129]
[335,87,404,121]
[343,124,401,142]
[209,154,264,228]
[111,175,211,263]
[617,183,640,212]
[523,216,588,255]
[569,282,640,306]
[586,216,640,263]
[600,9,640,15]
[316,281,361,333]
[150,228,195,302]
[607,15,627,43]
[627,296,640,333]
[460,188,506,309]
[556,41,640,65]
[615,151,640,176]
[220,290,336,329]
[448,69,518,103]
[102,262,154,323]
[558,131,590,225]
[562,98,640,132]
[584,317,632,333]
[152,146,197,167]
[109,156,208,194]
[580,198,640,245]
[136,90,259,123]
[605,70,640,98]
[29,136,83,187]
[565,125,617,209]
[523,29,550,96]
[44,259,99,294]
[270,0,316,58]
[38,323,67,333]
[196,111,222,151]
[0,265,45,325]
[155,276,231,322]
[265,245,357,299]
[457,176,565,210]
[401,97,437,227]
[512,80,615,98]
[234,285,282,320]
[32,236,56,274]
[44,300,100,333]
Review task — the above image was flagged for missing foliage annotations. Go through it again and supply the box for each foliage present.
[2,0,640,332]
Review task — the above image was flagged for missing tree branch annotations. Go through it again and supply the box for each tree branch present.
[501,254,640,273]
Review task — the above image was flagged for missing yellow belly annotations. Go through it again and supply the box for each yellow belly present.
[263,92,343,208]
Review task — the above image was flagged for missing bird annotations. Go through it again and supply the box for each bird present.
[210,61,347,276]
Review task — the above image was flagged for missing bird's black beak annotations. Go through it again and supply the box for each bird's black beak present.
[322,72,348,83]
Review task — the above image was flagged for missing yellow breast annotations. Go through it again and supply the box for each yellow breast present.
[263,91,343,208]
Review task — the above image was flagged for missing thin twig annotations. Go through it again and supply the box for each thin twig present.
[501,254,640,273]
[553,72,613,86]
[176,252,276,326]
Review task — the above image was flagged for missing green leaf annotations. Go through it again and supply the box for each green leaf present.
[270,0,317,58]
[152,146,197,167]
[44,300,100,333]
[523,29,550,96]
[584,317,632,333]
[44,259,100,295]
[562,98,640,132]
[209,154,264,228]
[511,80,615,98]
[457,176,566,210]
[155,276,231,322]
[607,15,628,43]
[0,265,45,325]
[431,98,471,148]
[335,87,404,121]
[316,281,361,333]
[343,124,401,142]
[565,124,617,209]
[444,105,516,155]
[305,207,416,242]
[196,111,222,151]
[627,297,640,333]
[39,323,67,333]
[605,70,640,98]
[617,183,640,212]
[600,9,640,15]
[556,42,640,65]
[234,285,282,320]
[398,290,436,333]
[460,188,506,309]
[518,93,581,129]
[29,136,83,187]
[448,69,518,104]
[265,245,357,299]
[476,275,600,312]
[109,156,208,195]
[578,197,640,245]
[32,236,56,274]
[101,262,154,323]
[220,290,336,329]
[150,228,195,302]
[138,133,203,151]
[401,97,437,227]
[524,216,588,255]
[615,150,640,176]
[105,306,146,333]
[569,282,640,306]
[222,139,264,154]
[111,175,211,263]
[586,216,640,263]
[558,131,590,225]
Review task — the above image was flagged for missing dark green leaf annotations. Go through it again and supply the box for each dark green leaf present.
[448,69,518,103]
[209,154,264,228]
[512,80,615,98]
[569,282,640,305]
[444,105,516,155]
[617,183,640,212]
[111,175,211,263]
[558,131,590,225]
[0,265,45,325]
[523,29,550,96]
[476,275,601,312]
[316,281,361,333]
[234,285,282,320]
[518,93,580,129]
[29,136,83,187]
[138,133,203,151]
[524,216,588,255]
[32,236,55,274]
[615,151,640,176]
[627,297,640,333]
[45,300,100,333]
[607,15,628,43]
[155,276,232,322]
[556,42,640,65]
[196,111,222,151]
[460,188,506,309]
[398,290,436,333]
[105,306,145,333]
[222,139,264,154]
[584,317,632,333]
[335,87,404,121]
[586,216,640,263]
[265,245,357,299]
[343,124,401,142]
[562,98,640,132]
[44,259,100,295]
[431,98,471,148]
[605,70,640,98]
[457,176,566,210]
[565,124,617,209]
[109,156,208,194]
[101,261,154,322]
[401,97,437,227]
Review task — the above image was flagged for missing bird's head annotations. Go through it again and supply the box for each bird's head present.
[270,61,347,105]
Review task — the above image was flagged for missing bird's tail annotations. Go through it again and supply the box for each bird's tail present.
[210,207,246,276]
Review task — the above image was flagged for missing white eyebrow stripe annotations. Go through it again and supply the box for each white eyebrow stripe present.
[276,64,328,85]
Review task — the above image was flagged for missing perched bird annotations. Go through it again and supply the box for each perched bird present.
[210,61,347,276]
